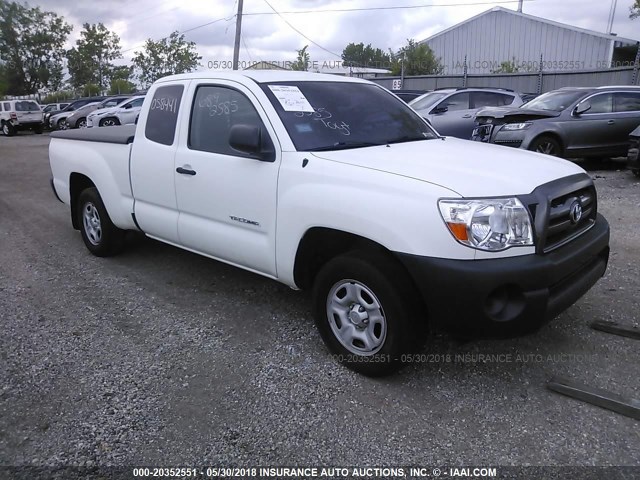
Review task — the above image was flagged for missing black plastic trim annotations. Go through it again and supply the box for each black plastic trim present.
[394,214,610,335]
[50,177,63,203]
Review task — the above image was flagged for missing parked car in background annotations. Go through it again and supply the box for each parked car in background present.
[42,103,70,113]
[48,97,106,130]
[65,96,131,129]
[391,89,430,103]
[409,87,525,139]
[473,86,640,159]
[0,99,44,136]
[628,125,640,177]
[87,95,145,127]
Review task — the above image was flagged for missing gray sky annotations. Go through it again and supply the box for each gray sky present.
[31,0,640,68]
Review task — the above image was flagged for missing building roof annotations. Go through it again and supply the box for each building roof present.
[423,6,638,46]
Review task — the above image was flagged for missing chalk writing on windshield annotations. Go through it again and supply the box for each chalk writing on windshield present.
[294,107,350,136]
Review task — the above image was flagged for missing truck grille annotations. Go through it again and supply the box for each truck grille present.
[543,186,596,253]
[519,174,598,255]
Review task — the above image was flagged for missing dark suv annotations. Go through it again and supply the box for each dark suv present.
[473,86,640,158]
[409,87,525,139]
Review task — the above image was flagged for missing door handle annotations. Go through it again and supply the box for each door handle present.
[462,114,473,118]
[176,167,196,176]
[607,120,615,125]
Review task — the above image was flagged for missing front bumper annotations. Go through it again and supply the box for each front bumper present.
[395,214,610,336]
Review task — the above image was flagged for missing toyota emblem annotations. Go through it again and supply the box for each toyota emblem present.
[569,201,583,224]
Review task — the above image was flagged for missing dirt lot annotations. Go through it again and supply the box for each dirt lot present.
[0,132,638,472]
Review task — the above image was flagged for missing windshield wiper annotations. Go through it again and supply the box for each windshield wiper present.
[385,135,433,145]
[307,141,386,152]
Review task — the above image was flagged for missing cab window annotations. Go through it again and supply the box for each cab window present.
[189,85,273,158]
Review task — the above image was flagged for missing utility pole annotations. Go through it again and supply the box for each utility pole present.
[607,0,618,34]
[232,0,244,70]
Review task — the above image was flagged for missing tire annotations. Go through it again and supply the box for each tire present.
[312,250,426,376]
[529,135,562,157]
[57,118,68,130]
[76,117,87,129]
[100,117,120,127]
[2,122,15,136]
[77,187,125,257]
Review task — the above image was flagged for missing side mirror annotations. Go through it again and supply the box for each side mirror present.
[574,101,591,116]
[431,105,448,114]
[229,124,274,162]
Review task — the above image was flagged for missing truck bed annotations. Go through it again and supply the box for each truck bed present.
[50,125,136,144]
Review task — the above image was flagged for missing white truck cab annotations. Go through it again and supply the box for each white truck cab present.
[49,71,610,375]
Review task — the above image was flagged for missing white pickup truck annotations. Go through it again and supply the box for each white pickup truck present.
[50,71,610,376]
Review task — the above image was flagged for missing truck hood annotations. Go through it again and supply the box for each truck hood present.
[476,107,560,122]
[310,137,585,197]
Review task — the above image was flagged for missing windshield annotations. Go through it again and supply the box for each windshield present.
[522,90,586,112]
[15,101,41,112]
[409,92,449,112]
[260,81,437,151]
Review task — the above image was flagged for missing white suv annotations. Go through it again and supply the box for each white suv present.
[0,100,44,136]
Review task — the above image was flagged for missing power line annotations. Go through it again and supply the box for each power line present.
[245,0,536,16]
[261,0,342,59]
[120,14,235,55]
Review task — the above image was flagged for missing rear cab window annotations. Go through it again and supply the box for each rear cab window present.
[145,85,184,146]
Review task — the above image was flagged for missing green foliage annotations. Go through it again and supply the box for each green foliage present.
[631,0,640,19]
[41,90,74,104]
[67,23,122,91]
[0,62,8,97]
[0,0,71,95]
[132,31,201,87]
[491,57,520,74]
[291,45,310,71]
[390,39,443,76]
[109,78,135,95]
[341,42,391,69]
[82,83,101,97]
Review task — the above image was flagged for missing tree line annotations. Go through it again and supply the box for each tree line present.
[0,0,201,98]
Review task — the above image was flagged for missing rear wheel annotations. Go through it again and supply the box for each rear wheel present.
[100,117,120,127]
[2,122,15,136]
[312,250,426,376]
[77,188,125,257]
[529,135,562,157]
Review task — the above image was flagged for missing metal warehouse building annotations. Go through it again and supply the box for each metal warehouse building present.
[421,6,639,74]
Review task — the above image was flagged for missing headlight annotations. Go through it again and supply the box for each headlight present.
[501,122,532,131]
[438,198,534,251]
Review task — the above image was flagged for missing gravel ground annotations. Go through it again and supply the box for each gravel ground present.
[0,133,638,473]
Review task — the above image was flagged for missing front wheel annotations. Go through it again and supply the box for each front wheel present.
[77,187,125,257]
[529,135,562,157]
[100,117,120,127]
[57,119,68,130]
[312,251,425,376]
[2,122,15,136]
[76,117,87,129]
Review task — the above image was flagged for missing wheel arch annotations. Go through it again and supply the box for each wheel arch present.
[529,131,565,156]
[293,227,419,295]
[69,173,96,230]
